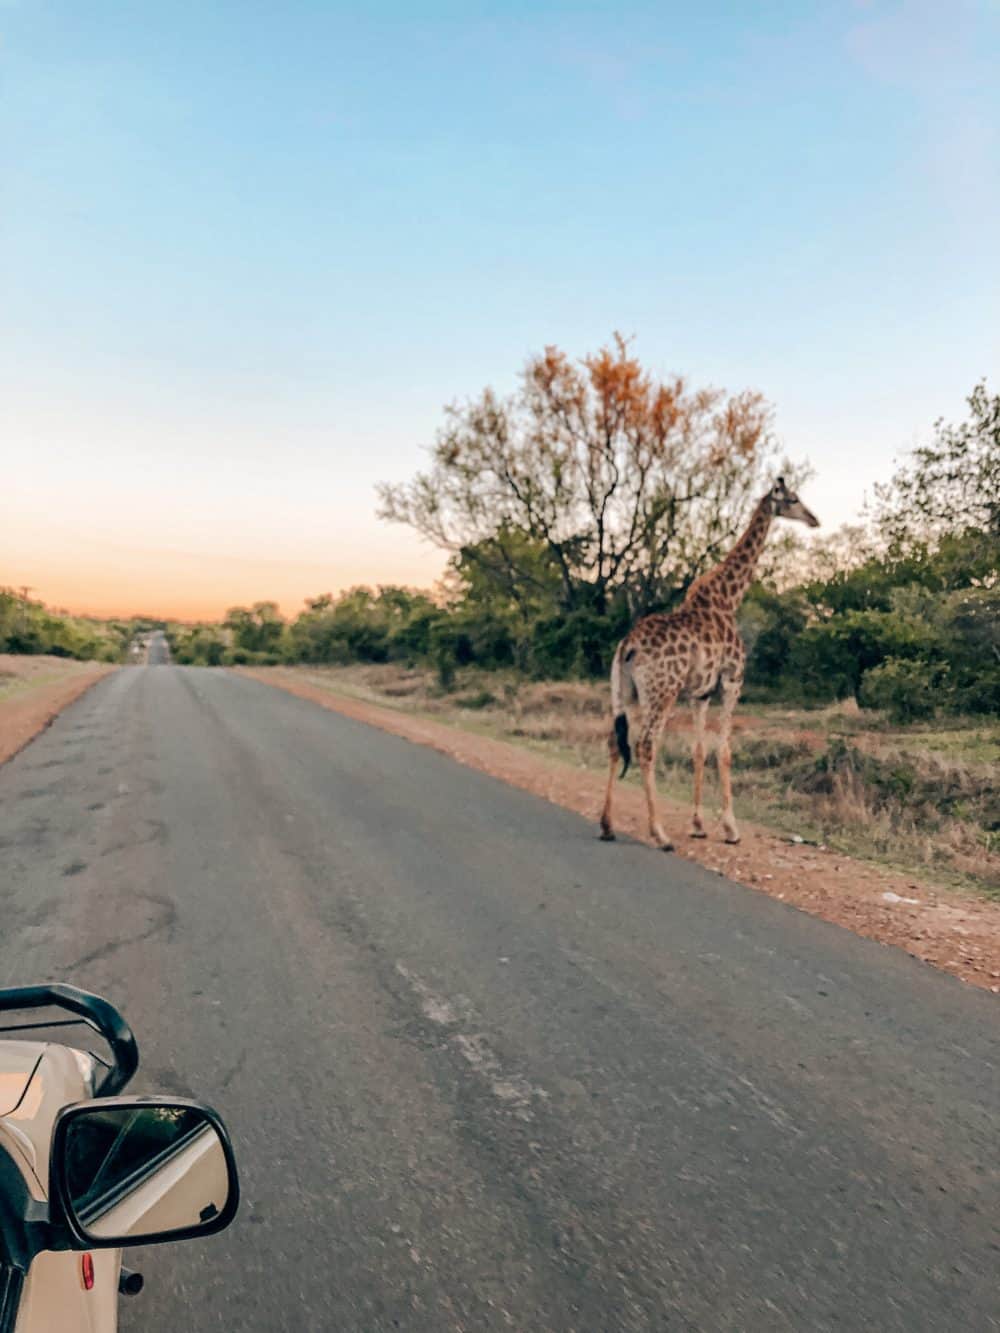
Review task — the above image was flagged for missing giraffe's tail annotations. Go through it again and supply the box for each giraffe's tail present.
[610,640,636,778]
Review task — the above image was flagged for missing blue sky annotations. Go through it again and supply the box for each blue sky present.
[2,0,998,617]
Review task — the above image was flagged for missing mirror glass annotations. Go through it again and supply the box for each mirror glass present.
[60,1103,233,1243]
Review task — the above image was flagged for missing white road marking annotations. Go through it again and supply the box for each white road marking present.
[396,962,548,1121]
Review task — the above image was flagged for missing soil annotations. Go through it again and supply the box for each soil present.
[0,655,116,767]
[237,666,1000,996]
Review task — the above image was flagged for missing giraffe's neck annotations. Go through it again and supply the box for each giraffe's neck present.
[698,499,774,613]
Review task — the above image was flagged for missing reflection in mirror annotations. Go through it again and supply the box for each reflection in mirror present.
[62,1104,232,1242]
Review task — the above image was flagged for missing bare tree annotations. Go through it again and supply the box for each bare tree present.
[378,335,794,614]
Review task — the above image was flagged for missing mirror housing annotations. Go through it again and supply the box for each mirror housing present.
[49,1096,239,1250]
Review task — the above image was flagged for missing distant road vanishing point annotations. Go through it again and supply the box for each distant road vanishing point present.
[145,630,171,665]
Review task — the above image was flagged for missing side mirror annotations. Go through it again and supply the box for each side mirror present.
[50,1097,239,1249]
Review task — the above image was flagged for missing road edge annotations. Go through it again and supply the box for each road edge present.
[0,665,117,768]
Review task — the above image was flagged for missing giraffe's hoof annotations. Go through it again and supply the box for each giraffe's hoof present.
[690,830,708,840]
[598,829,616,842]
[724,836,741,845]
[659,841,675,853]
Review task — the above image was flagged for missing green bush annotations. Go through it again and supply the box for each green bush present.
[942,666,1000,716]
[526,607,628,679]
[388,607,438,662]
[789,610,943,701]
[859,657,945,722]
[427,618,472,689]
[742,587,808,685]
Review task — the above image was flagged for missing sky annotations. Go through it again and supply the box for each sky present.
[2,0,998,621]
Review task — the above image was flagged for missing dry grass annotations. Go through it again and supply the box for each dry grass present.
[288,662,1000,897]
[0,655,114,767]
[0,654,105,699]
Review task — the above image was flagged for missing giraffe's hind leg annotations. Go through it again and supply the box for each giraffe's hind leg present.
[690,697,710,839]
[637,696,677,851]
[718,675,743,844]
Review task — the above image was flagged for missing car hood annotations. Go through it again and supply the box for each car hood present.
[0,1040,47,1116]
[0,1041,100,1195]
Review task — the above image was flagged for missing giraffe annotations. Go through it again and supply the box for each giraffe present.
[599,478,820,851]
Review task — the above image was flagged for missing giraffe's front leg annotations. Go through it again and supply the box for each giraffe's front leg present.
[689,697,710,839]
[718,676,743,844]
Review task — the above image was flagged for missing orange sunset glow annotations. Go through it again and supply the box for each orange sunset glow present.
[2,506,445,623]
[3,385,448,620]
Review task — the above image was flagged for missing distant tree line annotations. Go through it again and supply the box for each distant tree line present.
[169,342,998,722]
[0,590,145,662]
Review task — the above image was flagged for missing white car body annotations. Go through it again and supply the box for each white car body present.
[1,1039,119,1333]
[0,987,239,1333]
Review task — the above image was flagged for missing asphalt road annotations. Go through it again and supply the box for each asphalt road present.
[0,665,997,1331]
[146,630,171,665]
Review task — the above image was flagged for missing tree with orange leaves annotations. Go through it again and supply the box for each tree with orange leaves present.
[378,336,798,616]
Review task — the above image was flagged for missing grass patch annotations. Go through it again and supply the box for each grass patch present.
[0,656,97,703]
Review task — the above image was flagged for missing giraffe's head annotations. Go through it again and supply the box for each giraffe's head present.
[768,477,820,528]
